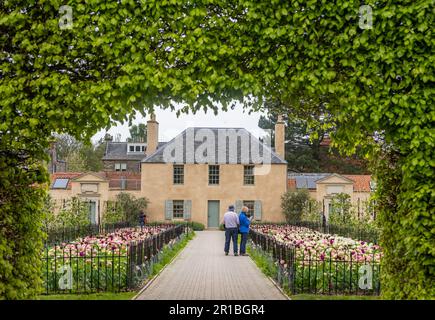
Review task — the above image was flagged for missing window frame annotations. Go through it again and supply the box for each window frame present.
[172,200,184,219]
[243,165,255,185]
[208,165,220,185]
[173,165,184,185]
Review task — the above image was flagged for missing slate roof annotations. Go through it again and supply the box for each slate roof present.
[142,127,287,164]
[102,142,167,161]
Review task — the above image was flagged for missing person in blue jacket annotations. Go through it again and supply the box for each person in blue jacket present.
[238,206,252,256]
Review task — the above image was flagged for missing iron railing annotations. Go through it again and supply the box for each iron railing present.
[42,224,189,295]
[249,229,381,296]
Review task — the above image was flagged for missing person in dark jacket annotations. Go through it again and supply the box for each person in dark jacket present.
[139,210,146,231]
[238,206,252,256]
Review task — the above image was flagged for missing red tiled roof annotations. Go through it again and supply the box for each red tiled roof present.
[50,171,142,190]
[50,172,82,189]
[343,175,372,192]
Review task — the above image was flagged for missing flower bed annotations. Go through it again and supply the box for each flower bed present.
[252,224,382,263]
[250,224,382,295]
[42,225,183,294]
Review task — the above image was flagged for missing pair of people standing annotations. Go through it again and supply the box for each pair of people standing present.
[223,205,252,256]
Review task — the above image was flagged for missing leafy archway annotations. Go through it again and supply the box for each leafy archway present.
[1,0,433,299]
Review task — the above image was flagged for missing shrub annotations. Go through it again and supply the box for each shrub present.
[189,222,205,231]
[148,221,205,231]
[328,193,353,226]
[56,197,92,228]
[110,193,149,225]
[281,189,311,223]
[103,200,124,225]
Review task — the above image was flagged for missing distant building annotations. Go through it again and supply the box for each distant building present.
[50,115,288,227]
[50,171,142,224]
[49,115,374,228]
[102,119,167,172]
[287,173,374,221]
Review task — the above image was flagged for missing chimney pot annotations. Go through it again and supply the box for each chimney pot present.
[146,114,159,154]
[275,115,285,159]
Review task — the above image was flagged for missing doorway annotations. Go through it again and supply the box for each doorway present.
[88,200,97,225]
[207,200,220,228]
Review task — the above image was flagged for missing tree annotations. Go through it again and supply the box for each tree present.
[102,200,124,225]
[113,193,149,225]
[54,134,104,172]
[259,111,326,172]
[258,107,367,173]
[1,0,433,299]
[42,194,57,231]
[80,138,105,172]
[127,123,147,143]
[281,189,311,223]
[301,199,322,224]
[328,193,354,226]
[65,151,87,172]
[56,197,91,228]
[53,134,83,161]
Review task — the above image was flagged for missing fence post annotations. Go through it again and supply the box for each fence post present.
[288,246,296,295]
[127,242,137,290]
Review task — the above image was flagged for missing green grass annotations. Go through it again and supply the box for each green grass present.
[247,244,278,278]
[38,291,137,300]
[37,231,195,300]
[150,231,195,277]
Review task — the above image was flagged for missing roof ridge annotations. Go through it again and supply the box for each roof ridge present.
[142,127,287,164]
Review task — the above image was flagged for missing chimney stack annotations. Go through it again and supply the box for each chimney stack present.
[146,113,159,154]
[275,115,285,159]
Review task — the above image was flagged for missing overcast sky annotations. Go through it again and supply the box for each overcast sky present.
[92,105,268,143]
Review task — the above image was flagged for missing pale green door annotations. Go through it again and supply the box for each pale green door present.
[207,201,220,228]
[89,201,97,225]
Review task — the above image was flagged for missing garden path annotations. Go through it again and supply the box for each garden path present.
[136,231,287,300]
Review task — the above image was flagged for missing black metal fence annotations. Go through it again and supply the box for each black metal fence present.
[42,224,188,295]
[249,230,381,296]
[253,220,379,244]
